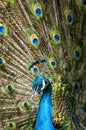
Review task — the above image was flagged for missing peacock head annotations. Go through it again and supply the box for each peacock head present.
[32,75,50,94]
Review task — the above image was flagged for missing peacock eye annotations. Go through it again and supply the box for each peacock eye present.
[21,101,30,110]
[5,121,16,130]
[9,123,13,128]
[51,61,56,66]
[0,57,3,64]
[54,34,60,41]
[35,8,42,16]
[75,50,80,57]
[9,123,14,129]
[0,23,7,36]
[48,56,57,69]
[51,30,61,45]
[8,86,12,91]
[33,38,38,45]
[29,33,40,48]
[74,46,82,61]
[67,15,72,23]
[62,62,69,73]
[64,67,69,72]
[50,61,56,67]
[18,100,30,113]
[30,34,39,45]
[31,65,39,75]
[0,84,15,95]
[0,57,6,66]
[33,67,38,73]
[34,3,42,17]
[0,25,5,34]
[31,2,43,19]
[5,84,15,94]
[64,9,73,25]
[73,81,81,92]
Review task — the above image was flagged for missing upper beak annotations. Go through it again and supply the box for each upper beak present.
[30,90,37,101]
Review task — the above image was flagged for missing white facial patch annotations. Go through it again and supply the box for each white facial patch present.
[41,80,45,91]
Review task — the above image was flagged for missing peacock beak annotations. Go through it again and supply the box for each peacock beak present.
[30,90,38,101]
[31,79,46,98]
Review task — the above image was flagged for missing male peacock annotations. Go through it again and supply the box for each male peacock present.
[0,0,86,130]
[32,74,55,130]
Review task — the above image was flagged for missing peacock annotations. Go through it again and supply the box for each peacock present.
[0,0,86,130]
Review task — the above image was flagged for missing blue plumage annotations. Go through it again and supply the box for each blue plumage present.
[32,75,55,130]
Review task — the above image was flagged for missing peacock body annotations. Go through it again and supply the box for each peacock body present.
[32,75,55,130]
[0,0,86,130]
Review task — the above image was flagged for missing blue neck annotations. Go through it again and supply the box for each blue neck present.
[36,84,55,130]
